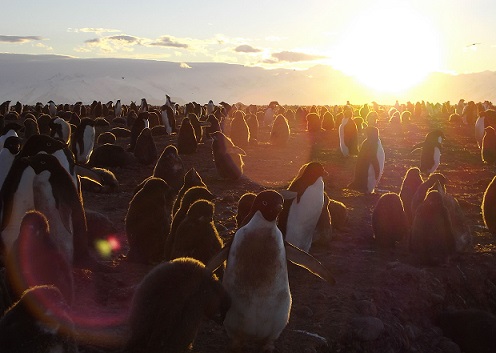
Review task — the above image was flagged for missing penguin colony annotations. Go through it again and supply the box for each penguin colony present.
[0,98,495,353]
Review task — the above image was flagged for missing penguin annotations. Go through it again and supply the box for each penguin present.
[481,126,496,164]
[37,114,52,135]
[366,111,378,127]
[47,100,57,117]
[71,117,95,164]
[153,144,185,192]
[0,135,21,191]
[89,143,135,168]
[24,153,91,268]
[245,113,259,144]
[306,112,322,133]
[207,100,215,115]
[204,114,221,140]
[0,285,78,353]
[188,113,203,143]
[229,111,250,148]
[347,126,385,194]
[0,122,22,148]
[125,177,174,264]
[172,167,206,215]
[125,257,230,353]
[177,116,197,154]
[159,103,175,135]
[311,191,333,248]
[49,117,71,145]
[169,200,223,268]
[0,100,10,115]
[164,186,215,260]
[138,98,148,114]
[411,129,446,175]
[338,107,359,156]
[235,192,257,228]
[22,115,39,141]
[133,127,157,165]
[114,99,122,117]
[206,190,334,353]
[128,112,149,152]
[409,190,455,265]
[211,131,245,180]
[321,110,335,131]
[372,192,408,248]
[410,172,447,220]
[399,167,424,224]
[270,114,291,146]
[96,131,116,145]
[482,175,496,234]
[6,211,74,305]
[328,198,348,231]
[278,162,328,252]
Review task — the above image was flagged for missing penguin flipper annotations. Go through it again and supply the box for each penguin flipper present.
[205,239,232,274]
[284,241,335,284]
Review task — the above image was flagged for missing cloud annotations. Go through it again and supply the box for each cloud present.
[108,35,142,44]
[234,45,262,53]
[85,38,101,44]
[69,28,121,35]
[150,36,189,48]
[0,35,43,43]
[270,51,326,63]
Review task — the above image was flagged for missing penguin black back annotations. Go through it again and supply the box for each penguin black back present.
[172,167,206,215]
[372,193,408,248]
[177,117,197,154]
[399,167,424,224]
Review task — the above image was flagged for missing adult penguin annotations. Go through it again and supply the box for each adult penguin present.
[0,122,22,148]
[338,106,359,156]
[411,129,446,175]
[72,117,96,164]
[481,126,496,164]
[159,103,175,135]
[125,177,174,264]
[49,117,71,145]
[0,135,21,191]
[177,116,197,154]
[211,131,245,180]
[207,190,335,353]
[278,162,328,252]
[347,126,385,194]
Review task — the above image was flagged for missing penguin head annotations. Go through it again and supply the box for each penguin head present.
[24,153,63,175]
[290,161,328,190]
[187,199,214,222]
[183,167,203,186]
[236,192,257,227]
[21,135,67,157]
[426,129,446,144]
[403,167,423,183]
[245,190,284,223]
[3,136,21,155]
[423,190,444,208]
[19,210,50,241]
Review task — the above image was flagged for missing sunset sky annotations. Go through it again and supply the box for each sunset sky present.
[1,0,494,94]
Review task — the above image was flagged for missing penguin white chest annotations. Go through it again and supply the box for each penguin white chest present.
[0,130,17,149]
[161,110,172,134]
[429,146,441,174]
[338,119,349,156]
[475,117,485,148]
[223,213,291,343]
[367,140,385,193]
[77,126,95,164]
[285,177,325,252]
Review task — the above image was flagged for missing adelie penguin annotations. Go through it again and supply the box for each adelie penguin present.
[372,193,409,248]
[72,117,96,164]
[172,167,206,215]
[128,112,149,153]
[153,144,185,192]
[125,257,230,353]
[482,175,496,235]
[411,129,446,175]
[211,131,245,180]
[481,126,496,164]
[347,126,385,194]
[278,161,328,253]
[49,117,71,145]
[177,116,197,154]
[399,167,424,224]
[338,106,359,157]
[207,190,335,353]
[159,103,176,135]
[0,135,21,191]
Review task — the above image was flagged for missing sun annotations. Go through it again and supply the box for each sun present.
[332,5,441,94]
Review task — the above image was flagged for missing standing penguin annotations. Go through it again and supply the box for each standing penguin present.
[114,99,122,118]
[411,129,446,175]
[160,103,176,135]
[211,131,245,180]
[482,175,496,234]
[410,173,447,219]
[338,107,359,156]
[372,193,409,248]
[133,128,157,166]
[72,117,96,164]
[172,168,206,215]
[125,258,230,353]
[347,126,385,194]
[481,126,496,164]
[229,111,250,148]
[0,122,22,148]
[47,100,57,117]
[399,167,424,224]
[278,162,328,253]
[128,112,149,152]
[270,114,291,146]
[207,190,334,353]
[153,144,185,193]
[138,98,148,114]
[125,177,174,264]
[49,117,71,145]
[0,135,21,191]
[177,117,198,154]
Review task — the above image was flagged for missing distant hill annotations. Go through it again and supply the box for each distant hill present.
[0,53,494,106]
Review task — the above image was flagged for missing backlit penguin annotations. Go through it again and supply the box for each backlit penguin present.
[229,111,250,148]
[125,257,230,353]
[125,177,174,264]
[311,191,333,248]
[207,100,215,115]
[25,154,90,268]
[128,112,149,152]
[133,128,157,165]
[481,126,496,164]
[348,126,385,194]
[138,98,148,114]
[328,198,348,230]
[207,190,334,353]
[245,113,259,144]
[23,115,39,141]
[96,131,116,144]
[235,192,257,228]
[372,193,408,248]
[399,167,424,224]
[169,200,223,268]
[47,100,57,117]
[164,186,215,260]
[114,99,122,117]
[172,167,206,215]
[6,211,74,305]
[278,162,328,252]
[0,285,77,353]
[410,190,455,265]
[37,114,52,135]
[153,144,185,192]
[482,175,496,234]
[159,103,175,135]
[188,113,203,143]
[72,117,95,164]
[0,136,21,191]
[89,143,135,168]
[211,131,245,180]
[205,114,221,140]
[321,110,335,131]
[338,106,359,156]
[49,117,71,144]
[306,112,322,133]
[270,114,291,146]
[410,173,447,219]
[411,129,446,175]
[475,109,496,148]
[177,117,198,154]
[0,100,10,115]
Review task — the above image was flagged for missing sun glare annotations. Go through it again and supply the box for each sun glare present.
[332,5,441,94]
